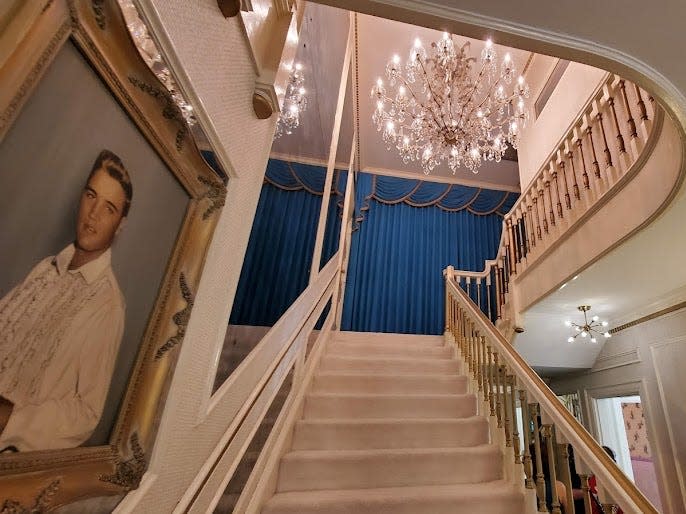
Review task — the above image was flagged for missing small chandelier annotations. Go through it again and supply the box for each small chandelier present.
[371,34,530,174]
[274,63,308,139]
[565,306,611,343]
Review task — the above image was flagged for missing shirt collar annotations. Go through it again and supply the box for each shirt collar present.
[53,244,112,284]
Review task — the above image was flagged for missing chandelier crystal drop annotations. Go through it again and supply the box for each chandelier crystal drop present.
[274,63,308,139]
[371,34,530,174]
[565,306,611,344]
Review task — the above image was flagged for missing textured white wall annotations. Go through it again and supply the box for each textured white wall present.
[551,307,686,514]
[115,1,276,512]
[517,62,607,189]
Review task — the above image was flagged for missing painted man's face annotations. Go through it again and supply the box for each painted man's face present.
[75,166,127,254]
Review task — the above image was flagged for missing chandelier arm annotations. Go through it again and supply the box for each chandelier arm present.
[455,62,488,130]
[417,59,451,132]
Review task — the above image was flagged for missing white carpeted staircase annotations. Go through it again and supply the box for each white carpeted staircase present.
[260,331,525,514]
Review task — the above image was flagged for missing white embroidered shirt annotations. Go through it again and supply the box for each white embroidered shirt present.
[0,244,125,451]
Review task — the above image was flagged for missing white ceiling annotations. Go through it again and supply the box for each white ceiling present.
[513,179,686,370]
[272,5,535,190]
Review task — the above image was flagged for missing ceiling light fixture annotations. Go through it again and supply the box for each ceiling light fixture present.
[565,305,611,344]
[274,63,308,139]
[371,34,530,174]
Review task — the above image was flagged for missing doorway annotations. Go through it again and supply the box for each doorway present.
[594,395,663,512]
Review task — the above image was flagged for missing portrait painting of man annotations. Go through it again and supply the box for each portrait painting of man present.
[0,40,189,455]
[0,150,132,452]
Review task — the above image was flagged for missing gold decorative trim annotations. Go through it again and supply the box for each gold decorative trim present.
[154,273,194,360]
[128,75,188,150]
[98,433,145,490]
[610,301,686,334]
[0,21,70,139]
[91,0,106,29]
[0,0,225,506]
[198,175,227,220]
[0,479,61,514]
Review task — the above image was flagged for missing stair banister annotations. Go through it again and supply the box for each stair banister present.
[453,74,659,323]
[444,267,659,514]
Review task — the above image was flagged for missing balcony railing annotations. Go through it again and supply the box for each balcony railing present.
[453,74,659,324]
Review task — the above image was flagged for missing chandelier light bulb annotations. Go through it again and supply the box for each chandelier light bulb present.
[564,320,572,327]
[575,326,581,332]
[604,332,611,338]
[567,337,574,343]
[581,331,588,337]
[485,39,493,48]
[295,62,303,71]
[518,75,524,85]
[592,315,599,322]
[371,36,529,174]
[602,321,609,327]
[591,337,597,343]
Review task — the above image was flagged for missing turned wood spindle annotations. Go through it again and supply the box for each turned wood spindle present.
[619,79,637,139]
[596,112,614,169]
[502,368,512,447]
[510,376,521,463]
[559,159,572,209]
[608,94,627,154]
[586,125,602,179]
[634,83,648,121]
[530,404,547,512]
[545,180,555,226]
[487,346,496,416]
[521,210,530,254]
[567,150,581,201]
[494,353,503,428]
[519,391,534,488]
[538,187,548,234]
[532,197,542,240]
[526,203,537,248]
[542,424,562,514]
[577,136,590,190]
[580,473,593,514]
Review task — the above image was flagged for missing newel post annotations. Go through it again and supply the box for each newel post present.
[444,266,455,336]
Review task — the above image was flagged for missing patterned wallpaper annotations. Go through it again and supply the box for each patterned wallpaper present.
[622,402,652,460]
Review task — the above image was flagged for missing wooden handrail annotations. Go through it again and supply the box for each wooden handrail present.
[445,270,659,514]
[453,74,659,324]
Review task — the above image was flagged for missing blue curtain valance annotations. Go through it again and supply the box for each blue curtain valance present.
[362,173,518,217]
[265,159,347,196]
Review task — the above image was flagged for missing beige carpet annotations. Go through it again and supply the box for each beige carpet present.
[261,331,524,514]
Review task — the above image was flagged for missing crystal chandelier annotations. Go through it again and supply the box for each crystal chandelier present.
[371,34,530,174]
[274,63,308,139]
[565,306,611,343]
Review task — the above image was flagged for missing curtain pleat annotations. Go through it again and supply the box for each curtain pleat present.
[229,183,342,326]
[341,199,503,335]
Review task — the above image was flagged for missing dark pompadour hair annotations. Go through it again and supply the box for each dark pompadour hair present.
[88,149,133,216]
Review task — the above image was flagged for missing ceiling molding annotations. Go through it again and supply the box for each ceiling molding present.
[362,164,522,191]
[269,151,352,170]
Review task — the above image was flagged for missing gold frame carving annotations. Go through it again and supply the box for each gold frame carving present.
[0,0,226,509]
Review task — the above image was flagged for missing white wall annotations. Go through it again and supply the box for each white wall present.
[114,1,277,512]
[517,61,607,189]
[550,307,686,514]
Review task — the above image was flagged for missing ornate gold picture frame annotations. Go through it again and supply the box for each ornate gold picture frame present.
[0,0,226,509]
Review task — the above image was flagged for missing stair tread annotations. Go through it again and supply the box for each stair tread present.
[308,392,473,398]
[264,480,521,508]
[315,371,466,379]
[283,444,498,459]
[322,355,455,363]
[295,416,483,425]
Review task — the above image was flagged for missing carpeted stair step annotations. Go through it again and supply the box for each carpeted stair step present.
[331,332,444,347]
[276,445,502,492]
[262,480,524,514]
[326,341,452,359]
[291,417,489,450]
[303,393,476,419]
[311,372,468,395]
[319,355,459,374]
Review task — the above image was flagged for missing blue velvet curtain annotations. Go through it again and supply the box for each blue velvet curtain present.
[342,172,516,335]
[229,161,345,326]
